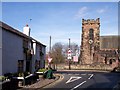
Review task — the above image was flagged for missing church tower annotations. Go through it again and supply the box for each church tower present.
[80,18,100,64]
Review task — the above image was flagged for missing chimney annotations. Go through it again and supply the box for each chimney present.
[23,24,31,36]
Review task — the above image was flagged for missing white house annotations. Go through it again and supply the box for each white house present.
[0,21,46,75]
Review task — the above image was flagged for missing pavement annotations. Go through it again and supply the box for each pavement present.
[21,73,63,89]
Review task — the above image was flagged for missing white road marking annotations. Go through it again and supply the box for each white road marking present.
[66,76,81,84]
[88,74,94,79]
[81,74,86,75]
[70,81,86,90]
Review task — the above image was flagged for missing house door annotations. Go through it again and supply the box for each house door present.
[26,61,31,72]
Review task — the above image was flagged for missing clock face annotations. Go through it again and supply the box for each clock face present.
[89,39,93,44]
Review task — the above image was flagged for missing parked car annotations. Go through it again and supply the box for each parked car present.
[113,67,120,72]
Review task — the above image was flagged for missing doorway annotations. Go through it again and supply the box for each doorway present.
[26,61,31,72]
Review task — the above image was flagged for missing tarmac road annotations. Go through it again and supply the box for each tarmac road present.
[43,70,120,90]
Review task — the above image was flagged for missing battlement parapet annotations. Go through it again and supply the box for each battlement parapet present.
[82,18,100,24]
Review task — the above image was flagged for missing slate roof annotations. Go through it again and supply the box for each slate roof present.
[0,21,46,47]
[100,36,119,50]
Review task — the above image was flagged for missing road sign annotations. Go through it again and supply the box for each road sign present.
[68,49,71,53]
[67,49,72,60]
[67,56,72,60]
[73,56,78,62]
[48,57,52,63]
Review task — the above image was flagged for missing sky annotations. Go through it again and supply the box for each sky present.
[0,1,118,52]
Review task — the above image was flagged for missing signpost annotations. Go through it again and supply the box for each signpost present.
[68,38,71,70]
[48,57,52,63]
[48,57,52,67]
[73,56,78,62]
[67,48,72,60]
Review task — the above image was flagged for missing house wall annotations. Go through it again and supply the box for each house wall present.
[2,29,23,75]
[36,44,43,68]
[36,43,46,69]
[42,46,46,68]
[0,27,2,75]
[36,43,40,60]
[31,41,37,73]
[31,42,46,71]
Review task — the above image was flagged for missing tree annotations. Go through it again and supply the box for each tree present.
[50,42,79,69]
[50,42,65,69]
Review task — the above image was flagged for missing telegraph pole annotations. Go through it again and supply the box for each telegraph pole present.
[50,36,51,52]
[48,36,52,68]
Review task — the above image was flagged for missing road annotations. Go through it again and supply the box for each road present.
[43,70,120,90]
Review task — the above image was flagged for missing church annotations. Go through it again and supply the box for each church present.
[80,18,119,68]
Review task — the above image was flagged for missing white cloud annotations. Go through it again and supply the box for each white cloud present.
[97,6,108,14]
[97,9,106,13]
[74,6,88,19]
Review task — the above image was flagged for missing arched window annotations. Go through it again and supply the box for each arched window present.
[89,29,94,40]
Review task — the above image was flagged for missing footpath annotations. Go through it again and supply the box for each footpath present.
[21,74,61,89]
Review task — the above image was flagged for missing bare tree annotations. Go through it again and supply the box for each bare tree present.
[50,42,79,69]
[50,42,65,69]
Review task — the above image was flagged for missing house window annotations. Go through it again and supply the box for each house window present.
[23,39,28,48]
[23,39,28,53]
[35,60,40,71]
[18,60,24,72]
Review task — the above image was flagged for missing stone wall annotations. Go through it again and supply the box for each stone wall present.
[56,64,113,71]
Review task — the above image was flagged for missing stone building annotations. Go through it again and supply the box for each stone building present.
[80,18,119,67]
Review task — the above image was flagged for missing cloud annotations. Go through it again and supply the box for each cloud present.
[74,6,88,19]
[97,9,106,13]
[97,6,108,14]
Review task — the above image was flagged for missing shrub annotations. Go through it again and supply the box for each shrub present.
[38,69,47,72]
[18,73,24,77]
[0,76,6,81]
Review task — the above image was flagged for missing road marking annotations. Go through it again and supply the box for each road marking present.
[66,76,81,84]
[88,74,94,79]
[81,74,86,75]
[70,81,86,90]
[75,74,79,75]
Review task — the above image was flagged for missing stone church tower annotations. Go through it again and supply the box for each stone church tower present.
[80,18,100,64]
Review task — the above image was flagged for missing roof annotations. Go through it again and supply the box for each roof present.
[0,21,46,47]
[100,35,119,50]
